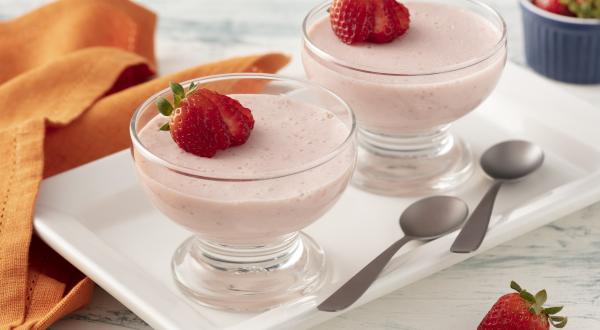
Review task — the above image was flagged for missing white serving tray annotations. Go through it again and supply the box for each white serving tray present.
[35,63,600,330]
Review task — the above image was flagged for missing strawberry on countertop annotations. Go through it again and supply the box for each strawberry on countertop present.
[330,0,410,45]
[478,281,568,330]
[156,82,255,158]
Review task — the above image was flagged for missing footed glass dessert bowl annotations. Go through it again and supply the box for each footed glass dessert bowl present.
[130,74,357,311]
[302,0,507,196]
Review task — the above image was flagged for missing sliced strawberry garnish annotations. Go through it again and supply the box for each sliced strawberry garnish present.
[228,98,255,129]
[198,89,253,146]
[155,82,255,158]
[169,92,230,157]
[368,0,410,43]
[329,0,410,45]
[330,0,375,44]
[393,2,410,37]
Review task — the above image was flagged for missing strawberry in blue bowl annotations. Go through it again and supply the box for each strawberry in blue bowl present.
[520,0,600,84]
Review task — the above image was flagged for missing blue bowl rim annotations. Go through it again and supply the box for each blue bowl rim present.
[520,0,600,25]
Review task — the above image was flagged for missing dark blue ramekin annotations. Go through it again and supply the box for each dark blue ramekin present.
[520,0,600,84]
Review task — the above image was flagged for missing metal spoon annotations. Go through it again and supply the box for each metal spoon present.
[317,196,468,312]
[450,140,544,253]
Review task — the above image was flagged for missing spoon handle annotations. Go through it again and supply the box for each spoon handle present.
[317,236,413,312]
[451,181,503,253]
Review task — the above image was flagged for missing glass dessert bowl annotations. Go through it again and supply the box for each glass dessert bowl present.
[130,74,357,312]
[302,0,508,196]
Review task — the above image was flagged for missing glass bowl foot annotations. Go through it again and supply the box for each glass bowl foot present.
[353,126,474,196]
[172,232,327,312]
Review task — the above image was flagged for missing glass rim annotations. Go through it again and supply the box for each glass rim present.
[302,0,508,77]
[130,73,357,182]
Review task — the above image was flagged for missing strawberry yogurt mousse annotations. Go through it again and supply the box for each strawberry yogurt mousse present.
[131,76,356,311]
[302,1,507,135]
[134,93,355,245]
[302,0,507,196]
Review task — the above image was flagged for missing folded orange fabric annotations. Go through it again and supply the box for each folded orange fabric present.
[0,1,289,329]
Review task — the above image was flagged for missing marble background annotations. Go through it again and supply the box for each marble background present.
[1,0,599,329]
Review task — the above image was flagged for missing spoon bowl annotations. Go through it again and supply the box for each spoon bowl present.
[451,140,544,253]
[318,196,469,312]
[480,140,544,181]
[400,196,469,239]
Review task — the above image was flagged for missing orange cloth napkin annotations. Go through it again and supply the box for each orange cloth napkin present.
[0,1,289,329]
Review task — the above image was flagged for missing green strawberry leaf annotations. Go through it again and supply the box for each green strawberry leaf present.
[520,291,536,304]
[159,122,170,131]
[544,306,564,315]
[188,81,198,95]
[157,97,174,116]
[550,316,568,328]
[170,82,185,100]
[510,281,522,293]
[535,289,547,306]
[174,93,182,108]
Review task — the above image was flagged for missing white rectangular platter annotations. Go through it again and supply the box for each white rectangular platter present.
[34,63,600,330]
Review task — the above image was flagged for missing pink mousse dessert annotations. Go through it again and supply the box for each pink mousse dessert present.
[134,93,355,245]
[302,1,506,134]
[130,75,356,311]
[302,0,507,196]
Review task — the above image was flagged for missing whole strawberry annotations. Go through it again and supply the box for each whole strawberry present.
[478,281,567,330]
[155,82,254,158]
